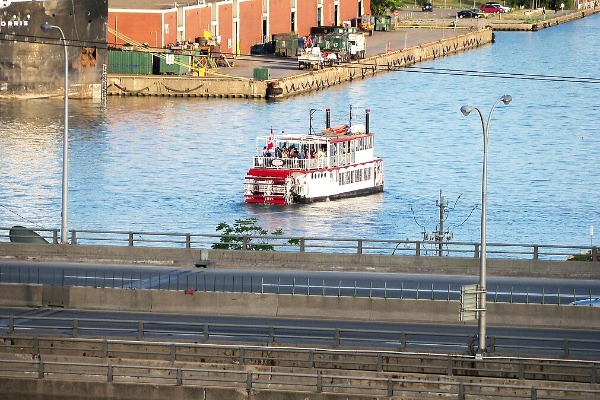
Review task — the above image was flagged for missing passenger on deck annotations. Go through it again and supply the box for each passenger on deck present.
[299,145,307,159]
[289,145,298,158]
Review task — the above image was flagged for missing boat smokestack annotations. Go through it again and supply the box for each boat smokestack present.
[326,108,331,129]
[365,109,370,133]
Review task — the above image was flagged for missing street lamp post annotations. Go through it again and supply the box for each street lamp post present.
[41,22,69,244]
[460,94,512,356]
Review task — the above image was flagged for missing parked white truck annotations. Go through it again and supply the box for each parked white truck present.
[298,46,324,70]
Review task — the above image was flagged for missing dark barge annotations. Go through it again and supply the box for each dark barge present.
[0,0,107,98]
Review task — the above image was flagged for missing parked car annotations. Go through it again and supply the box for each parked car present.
[483,2,511,12]
[422,2,433,11]
[457,9,484,18]
[480,3,504,13]
[569,297,600,307]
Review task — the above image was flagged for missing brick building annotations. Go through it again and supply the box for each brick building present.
[108,0,371,55]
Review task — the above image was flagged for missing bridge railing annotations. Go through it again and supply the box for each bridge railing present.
[2,316,600,360]
[1,335,599,384]
[0,356,598,399]
[1,226,598,261]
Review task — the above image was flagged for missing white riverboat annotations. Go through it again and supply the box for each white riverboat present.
[244,108,384,205]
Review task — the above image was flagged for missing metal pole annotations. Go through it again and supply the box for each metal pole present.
[438,190,444,257]
[479,107,488,356]
[461,95,511,357]
[42,22,69,244]
[59,26,69,245]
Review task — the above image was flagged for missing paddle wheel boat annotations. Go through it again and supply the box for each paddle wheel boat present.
[244,108,384,205]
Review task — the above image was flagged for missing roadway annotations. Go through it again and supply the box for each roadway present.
[1,306,599,359]
[1,260,598,304]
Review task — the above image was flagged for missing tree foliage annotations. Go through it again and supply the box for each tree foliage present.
[211,218,299,251]
[370,0,404,15]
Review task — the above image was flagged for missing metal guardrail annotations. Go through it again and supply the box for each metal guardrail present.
[1,264,597,305]
[2,226,599,261]
[0,356,598,399]
[1,335,598,385]
[2,315,599,360]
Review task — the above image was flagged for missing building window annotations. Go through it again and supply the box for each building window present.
[291,11,295,32]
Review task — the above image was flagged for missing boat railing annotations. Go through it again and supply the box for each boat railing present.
[338,154,354,166]
[252,156,328,170]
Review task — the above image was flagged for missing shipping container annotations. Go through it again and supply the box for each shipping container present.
[107,50,153,75]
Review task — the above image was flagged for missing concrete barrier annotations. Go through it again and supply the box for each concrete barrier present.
[1,379,354,400]
[1,242,599,279]
[2,284,597,329]
[0,284,43,307]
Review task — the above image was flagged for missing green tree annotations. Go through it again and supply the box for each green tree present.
[370,0,404,15]
[211,218,299,251]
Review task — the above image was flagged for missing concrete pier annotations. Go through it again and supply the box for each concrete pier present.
[106,28,492,100]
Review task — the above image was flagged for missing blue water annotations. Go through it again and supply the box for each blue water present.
[1,15,599,246]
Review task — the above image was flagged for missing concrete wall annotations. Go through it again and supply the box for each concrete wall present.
[2,284,598,329]
[106,75,268,97]
[2,242,598,279]
[0,379,373,400]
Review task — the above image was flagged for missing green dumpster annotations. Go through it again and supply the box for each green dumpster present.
[375,16,392,31]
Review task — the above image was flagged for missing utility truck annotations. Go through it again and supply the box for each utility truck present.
[298,46,324,70]
[299,26,366,68]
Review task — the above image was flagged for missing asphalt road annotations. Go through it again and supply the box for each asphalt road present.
[1,306,598,358]
[1,260,598,304]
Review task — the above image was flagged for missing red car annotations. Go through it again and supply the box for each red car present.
[480,4,504,12]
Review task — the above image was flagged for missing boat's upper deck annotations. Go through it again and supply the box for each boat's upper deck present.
[250,124,377,171]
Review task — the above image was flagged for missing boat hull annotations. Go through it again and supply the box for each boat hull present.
[295,184,384,204]
[244,159,384,205]
[0,0,108,98]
